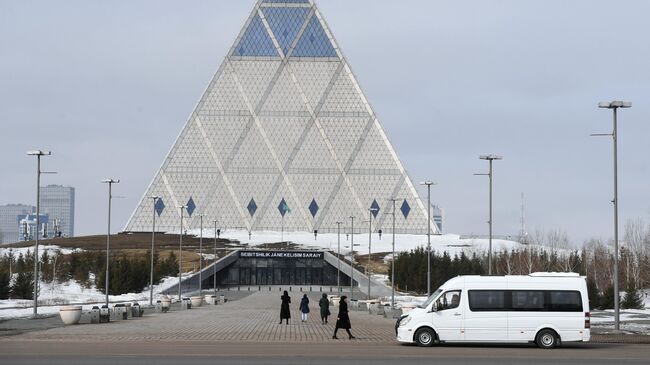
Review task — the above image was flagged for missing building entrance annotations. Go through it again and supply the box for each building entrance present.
[214,250,349,287]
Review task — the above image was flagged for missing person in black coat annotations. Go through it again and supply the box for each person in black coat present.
[280,290,291,325]
[333,296,355,339]
[319,293,330,324]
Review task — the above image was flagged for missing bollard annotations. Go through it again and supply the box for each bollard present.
[258,286,261,291]
[100,305,110,323]
[219,294,225,304]
[269,286,271,291]
[155,300,163,313]
[289,286,292,292]
[310,286,312,292]
[90,306,100,324]
[300,287,302,292]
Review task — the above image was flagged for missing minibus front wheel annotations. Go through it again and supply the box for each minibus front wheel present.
[535,328,560,349]
[414,327,437,347]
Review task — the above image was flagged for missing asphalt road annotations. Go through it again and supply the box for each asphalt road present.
[1,341,649,365]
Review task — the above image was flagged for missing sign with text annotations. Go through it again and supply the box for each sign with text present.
[238,251,324,259]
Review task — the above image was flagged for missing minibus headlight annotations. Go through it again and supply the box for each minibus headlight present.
[399,316,411,327]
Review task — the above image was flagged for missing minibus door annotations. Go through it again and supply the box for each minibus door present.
[432,290,464,342]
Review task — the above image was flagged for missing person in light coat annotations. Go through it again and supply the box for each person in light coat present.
[299,294,310,322]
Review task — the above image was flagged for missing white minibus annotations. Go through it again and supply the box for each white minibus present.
[396,273,590,348]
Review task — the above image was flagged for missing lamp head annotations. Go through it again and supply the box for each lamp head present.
[26,150,51,156]
[101,178,120,184]
[479,155,503,161]
[599,101,632,109]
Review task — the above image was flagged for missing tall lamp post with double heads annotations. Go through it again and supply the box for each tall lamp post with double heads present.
[335,221,343,294]
[419,181,436,296]
[27,150,51,316]
[388,198,399,309]
[475,155,502,275]
[149,196,159,306]
[349,216,355,300]
[177,205,187,301]
[593,100,631,331]
[213,220,218,296]
[367,207,378,301]
[101,178,120,307]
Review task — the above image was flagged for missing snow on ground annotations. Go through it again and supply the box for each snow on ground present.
[185,229,526,257]
[0,244,80,258]
[0,274,190,320]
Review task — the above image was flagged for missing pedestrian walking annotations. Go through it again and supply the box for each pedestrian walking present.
[280,290,291,325]
[299,294,310,322]
[319,293,330,324]
[333,295,355,339]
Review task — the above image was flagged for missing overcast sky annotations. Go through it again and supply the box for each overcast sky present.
[1,0,649,244]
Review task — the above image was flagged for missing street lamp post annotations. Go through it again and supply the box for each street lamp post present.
[475,155,502,275]
[336,221,342,295]
[214,220,218,297]
[593,100,631,331]
[101,178,120,308]
[389,198,399,309]
[349,216,355,300]
[419,181,436,296]
[27,150,51,316]
[149,196,158,306]
[367,208,378,302]
[195,215,202,296]
[178,205,187,301]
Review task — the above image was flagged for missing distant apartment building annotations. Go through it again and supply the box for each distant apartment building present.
[0,204,34,244]
[40,185,75,238]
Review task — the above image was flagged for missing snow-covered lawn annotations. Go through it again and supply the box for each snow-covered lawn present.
[0,244,80,257]
[0,274,189,320]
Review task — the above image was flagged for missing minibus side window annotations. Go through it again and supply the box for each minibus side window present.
[547,291,583,312]
[436,290,461,311]
[511,291,545,310]
[468,290,506,311]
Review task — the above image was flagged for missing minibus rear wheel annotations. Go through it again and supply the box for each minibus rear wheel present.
[535,329,559,349]
[414,327,437,347]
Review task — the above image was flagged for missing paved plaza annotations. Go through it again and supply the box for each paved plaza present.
[0,291,395,343]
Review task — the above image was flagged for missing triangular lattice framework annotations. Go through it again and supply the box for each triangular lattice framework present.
[125,0,438,235]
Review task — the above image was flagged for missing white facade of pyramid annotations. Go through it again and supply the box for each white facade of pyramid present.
[125,0,438,235]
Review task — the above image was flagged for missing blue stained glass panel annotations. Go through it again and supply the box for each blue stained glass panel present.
[400,199,411,219]
[155,198,165,217]
[186,197,196,217]
[234,15,279,57]
[278,198,290,217]
[292,15,336,57]
[370,199,380,218]
[261,7,310,55]
[247,198,258,216]
[309,198,319,217]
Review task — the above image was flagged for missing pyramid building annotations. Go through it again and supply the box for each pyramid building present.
[125,0,438,235]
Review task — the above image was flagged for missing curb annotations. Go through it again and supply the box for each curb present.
[591,334,650,344]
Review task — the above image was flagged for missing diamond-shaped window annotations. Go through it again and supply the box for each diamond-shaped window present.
[278,198,290,217]
[400,199,411,219]
[155,198,165,217]
[370,199,380,218]
[309,198,319,217]
[247,198,257,217]
[186,197,196,217]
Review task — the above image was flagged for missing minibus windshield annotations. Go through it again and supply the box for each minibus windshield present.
[418,289,442,309]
